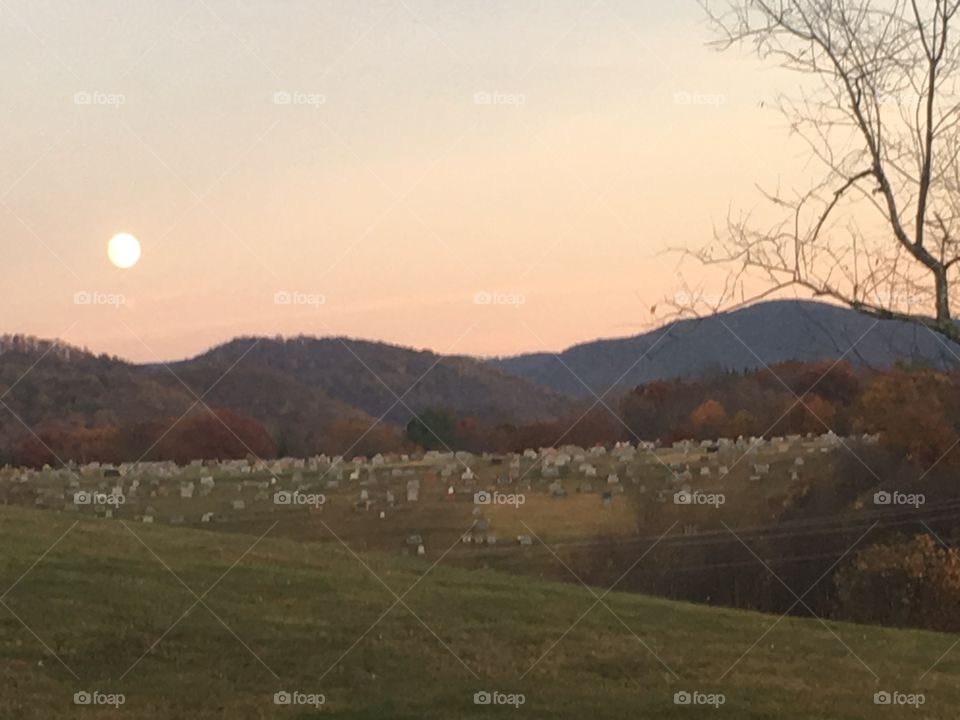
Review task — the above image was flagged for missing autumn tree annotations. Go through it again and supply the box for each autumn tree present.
[565,406,625,448]
[323,418,404,456]
[13,434,59,469]
[729,408,760,437]
[856,368,959,464]
[834,533,960,631]
[776,393,838,435]
[154,408,276,464]
[689,399,729,438]
[13,426,124,467]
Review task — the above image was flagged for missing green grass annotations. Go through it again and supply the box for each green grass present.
[0,505,957,718]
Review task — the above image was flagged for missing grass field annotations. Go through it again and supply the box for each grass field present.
[1,504,958,718]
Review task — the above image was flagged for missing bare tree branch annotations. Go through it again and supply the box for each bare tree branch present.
[682,0,960,341]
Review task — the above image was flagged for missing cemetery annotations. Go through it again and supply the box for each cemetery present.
[0,432,862,557]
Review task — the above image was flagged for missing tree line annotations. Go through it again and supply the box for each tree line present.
[11,360,960,471]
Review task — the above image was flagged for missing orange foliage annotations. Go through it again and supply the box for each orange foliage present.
[689,399,728,438]
[857,370,959,465]
[834,534,960,631]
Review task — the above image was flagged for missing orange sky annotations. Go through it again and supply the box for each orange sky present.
[0,1,805,363]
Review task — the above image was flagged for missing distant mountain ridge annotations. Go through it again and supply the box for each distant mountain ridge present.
[490,300,960,397]
[0,333,578,460]
[173,335,576,425]
[2,300,959,460]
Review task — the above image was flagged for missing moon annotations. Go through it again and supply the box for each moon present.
[107,233,141,269]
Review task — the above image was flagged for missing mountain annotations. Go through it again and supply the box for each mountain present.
[0,334,577,461]
[490,300,960,397]
[5,300,960,461]
[172,335,576,425]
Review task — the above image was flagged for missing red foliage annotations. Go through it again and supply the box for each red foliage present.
[154,408,276,464]
[14,426,123,468]
[13,409,276,467]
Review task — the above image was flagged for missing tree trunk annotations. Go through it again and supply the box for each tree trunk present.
[935,268,951,322]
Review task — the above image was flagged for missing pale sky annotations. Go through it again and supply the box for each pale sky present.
[0,0,801,363]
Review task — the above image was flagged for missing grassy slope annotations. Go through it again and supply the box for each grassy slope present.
[1,505,957,719]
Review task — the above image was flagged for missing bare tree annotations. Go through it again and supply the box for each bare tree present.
[683,0,960,343]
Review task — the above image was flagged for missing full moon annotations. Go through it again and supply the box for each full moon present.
[107,233,141,269]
